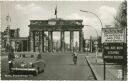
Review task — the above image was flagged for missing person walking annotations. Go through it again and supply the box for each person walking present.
[72,52,78,65]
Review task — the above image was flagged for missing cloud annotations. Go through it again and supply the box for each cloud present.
[16,3,43,15]
[97,5,117,27]
[66,13,82,19]
[15,3,50,20]
[14,3,53,37]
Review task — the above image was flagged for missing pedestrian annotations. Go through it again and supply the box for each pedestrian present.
[37,53,42,60]
[72,52,78,65]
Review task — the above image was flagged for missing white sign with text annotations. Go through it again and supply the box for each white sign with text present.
[102,28,124,43]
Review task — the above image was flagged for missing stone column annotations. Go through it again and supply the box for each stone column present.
[39,31,42,52]
[30,31,34,52]
[48,31,53,52]
[61,31,65,52]
[22,40,24,52]
[79,30,83,52]
[15,41,17,52]
[70,31,74,52]
[51,31,53,52]
[42,31,44,52]
[27,39,28,51]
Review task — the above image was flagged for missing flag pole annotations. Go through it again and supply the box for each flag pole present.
[55,5,57,19]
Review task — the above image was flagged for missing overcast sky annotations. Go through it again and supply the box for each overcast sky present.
[1,1,122,43]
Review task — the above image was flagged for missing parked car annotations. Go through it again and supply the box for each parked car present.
[10,52,45,76]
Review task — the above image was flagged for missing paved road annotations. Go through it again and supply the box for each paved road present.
[1,54,95,80]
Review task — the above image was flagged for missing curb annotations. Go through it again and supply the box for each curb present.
[85,56,103,80]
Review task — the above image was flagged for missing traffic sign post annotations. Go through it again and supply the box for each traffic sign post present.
[102,28,126,80]
[103,58,106,80]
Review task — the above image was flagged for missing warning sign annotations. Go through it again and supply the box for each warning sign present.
[103,43,125,63]
[102,28,124,43]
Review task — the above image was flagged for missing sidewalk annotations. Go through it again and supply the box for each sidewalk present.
[85,52,126,80]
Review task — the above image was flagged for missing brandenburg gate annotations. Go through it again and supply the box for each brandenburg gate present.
[28,18,84,52]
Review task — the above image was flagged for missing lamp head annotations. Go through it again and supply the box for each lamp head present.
[80,10,88,13]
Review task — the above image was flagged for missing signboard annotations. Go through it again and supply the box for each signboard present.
[102,28,124,43]
[102,28,126,80]
[103,43,125,63]
[48,21,56,25]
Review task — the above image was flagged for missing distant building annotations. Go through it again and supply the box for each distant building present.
[1,27,19,47]
[10,37,29,52]
[1,27,29,52]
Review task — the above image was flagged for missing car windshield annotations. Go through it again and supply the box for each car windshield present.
[15,54,36,59]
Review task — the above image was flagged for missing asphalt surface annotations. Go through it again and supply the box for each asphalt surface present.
[1,53,95,80]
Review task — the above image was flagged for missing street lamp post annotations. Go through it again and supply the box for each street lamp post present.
[84,25,99,63]
[80,10,103,28]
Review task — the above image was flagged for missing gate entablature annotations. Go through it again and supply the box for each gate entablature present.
[28,19,84,31]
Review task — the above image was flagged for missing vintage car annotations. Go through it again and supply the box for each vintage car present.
[10,52,45,76]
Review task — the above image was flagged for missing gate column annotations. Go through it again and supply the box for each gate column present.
[61,31,65,52]
[39,31,42,52]
[42,31,44,52]
[48,31,53,52]
[79,30,83,52]
[30,31,34,52]
[70,31,74,52]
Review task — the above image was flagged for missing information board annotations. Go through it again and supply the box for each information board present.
[103,43,125,63]
[102,28,124,43]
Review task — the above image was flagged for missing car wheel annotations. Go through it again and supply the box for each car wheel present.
[10,70,14,75]
[42,69,44,72]
[33,68,39,76]
[38,67,41,74]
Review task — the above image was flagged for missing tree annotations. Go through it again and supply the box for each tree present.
[114,1,127,79]
[114,0,127,28]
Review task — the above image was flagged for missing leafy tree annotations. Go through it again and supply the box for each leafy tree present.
[114,0,127,28]
[114,1,127,79]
